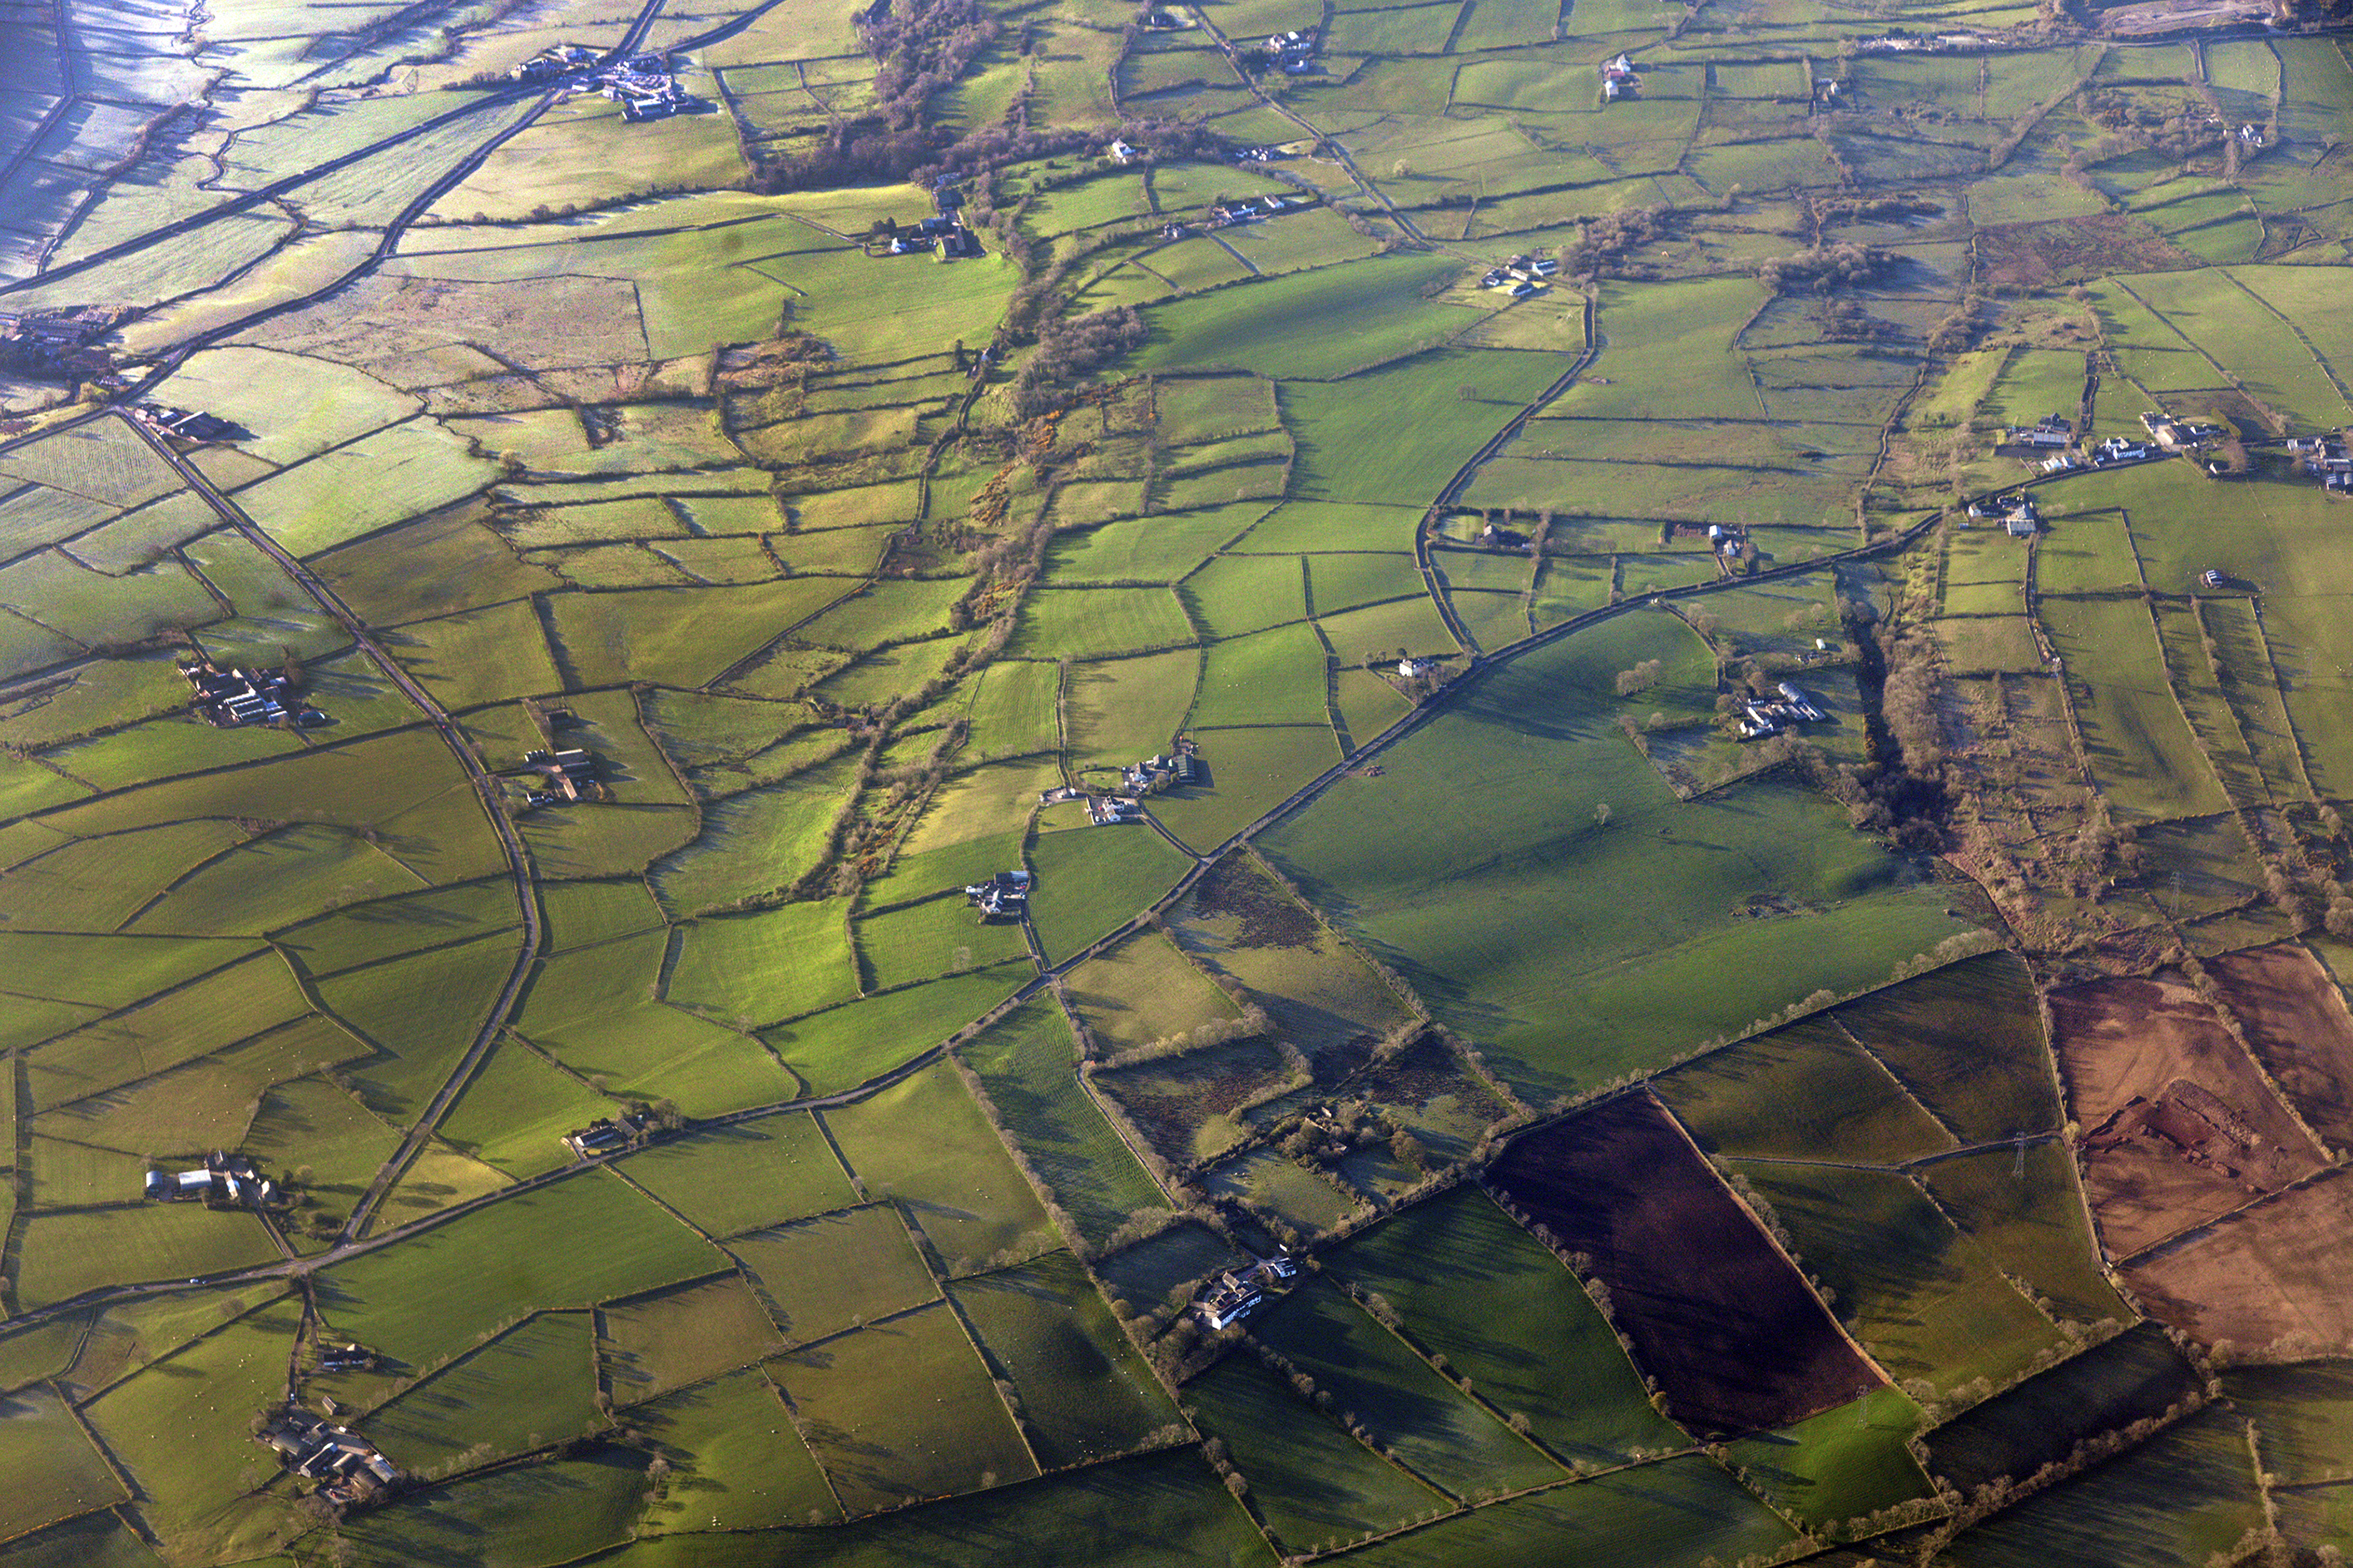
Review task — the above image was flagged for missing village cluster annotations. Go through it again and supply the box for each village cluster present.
[2000,411,2348,493]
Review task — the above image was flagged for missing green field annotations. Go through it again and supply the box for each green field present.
[1325,1185,1685,1463]
[1260,613,1971,1097]
[1,0,2341,1552]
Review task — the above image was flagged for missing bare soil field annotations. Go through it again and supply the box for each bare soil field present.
[2122,1169,2353,1355]
[1485,1091,1882,1437]
[2050,972,2330,1259]
[2205,943,2353,1155]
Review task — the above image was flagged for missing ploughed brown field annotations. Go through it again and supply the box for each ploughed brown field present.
[2122,1167,2353,1356]
[1485,1091,1881,1437]
[2205,943,2353,1156]
[2050,972,2329,1259]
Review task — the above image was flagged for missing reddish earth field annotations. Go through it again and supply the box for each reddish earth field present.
[2049,972,2329,1259]
[1485,1091,1881,1437]
[2205,942,2353,1156]
[2122,1168,2353,1356]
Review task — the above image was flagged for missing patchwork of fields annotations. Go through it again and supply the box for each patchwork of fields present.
[0,0,2350,1556]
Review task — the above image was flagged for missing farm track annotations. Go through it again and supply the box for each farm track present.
[111,409,546,1242]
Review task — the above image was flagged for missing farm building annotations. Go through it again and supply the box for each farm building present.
[131,403,238,440]
[966,868,1033,919]
[2004,495,2040,537]
[259,1411,399,1506]
[1735,683,1830,741]
[521,747,597,803]
[562,1106,657,1158]
[1122,749,1201,792]
[1191,1252,1299,1330]
[2003,416,2073,449]
[180,658,318,728]
[145,1152,279,1208]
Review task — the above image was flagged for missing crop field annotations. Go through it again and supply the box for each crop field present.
[0,0,2346,1555]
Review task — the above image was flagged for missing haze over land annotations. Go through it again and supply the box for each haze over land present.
[0,0,2350,1561]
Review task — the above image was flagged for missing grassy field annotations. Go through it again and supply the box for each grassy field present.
[616,1114,856,1239]
[725,1205,942,1346]
[1325,1185,1685,1464]
[602,1274,787,1405]
[1922,1323,2203,1494]
[822,1060,1055,1274]
[318,1169,724,1376]
[634,1369,841,1532]
[1251,1278,1565,1499]
[1655,1016,1957,1165]
[1330,1456,1796,1568]
[1260,614,1969,1098]
[949,1250,1181,1469]
[1730,1160,2073,1396]
[769,1301,1040,1514]
[959,997,1168,1245]
[1180,1353,1448,1554]
[1028,823,1194,965]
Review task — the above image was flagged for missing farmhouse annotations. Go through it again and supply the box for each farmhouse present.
[511,42,597,81]
[1088,794,1143,824]
[1106,139,1137,164]
[317,1343,379,1374]
[966,868,1032,919]
[145,1152,280,1208]
[1601,54,1641,101]
[1399,657,1438,679]
[131,403,238,441]
[2003,415,2073,450]
[1191,1251,1299,1330]
[522,746,598,803]
[562,1105,657,1158]
[2003,494,2040,537]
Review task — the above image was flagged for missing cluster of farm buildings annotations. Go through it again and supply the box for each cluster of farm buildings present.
[1481,253,1558,298]
[143,1151,281,1207]
[1259,27,1319,73]
[1192,1250,1299,1330]
[966,868,1031,919]
[257,1408,399,1506]
[178,658,324,729]
[1602,53,1642,101]
[0,307,116,378]
[513,44,697,120]
[1735,682,1829,742]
